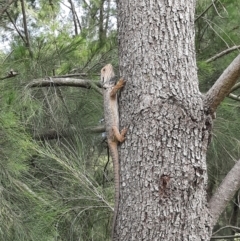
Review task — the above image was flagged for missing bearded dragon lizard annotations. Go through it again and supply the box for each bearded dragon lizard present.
[101,64,127,240]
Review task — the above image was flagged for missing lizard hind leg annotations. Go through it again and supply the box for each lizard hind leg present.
[120,127,127,140]
[112,126,127,143]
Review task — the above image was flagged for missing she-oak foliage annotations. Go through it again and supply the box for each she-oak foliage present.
[0,0,240,240]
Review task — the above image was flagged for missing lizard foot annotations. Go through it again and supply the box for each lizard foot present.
[110,78,126,98]
[112,126,127,143]
[117,78,126,88]
[119,127,127,142]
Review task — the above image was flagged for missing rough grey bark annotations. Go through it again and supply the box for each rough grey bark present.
[116,0,212,240]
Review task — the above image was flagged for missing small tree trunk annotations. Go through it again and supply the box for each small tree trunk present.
[20,0,33,58]
[0,0,16,18]
[116,0,212,240]
[99,0,106,43]
[68,0,81,35]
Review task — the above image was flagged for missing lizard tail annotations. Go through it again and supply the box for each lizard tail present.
[108,141,120,241]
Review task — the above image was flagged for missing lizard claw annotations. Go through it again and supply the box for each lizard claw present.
[119,127,127,142]
[117,78,126,88]
[121,127,127,136]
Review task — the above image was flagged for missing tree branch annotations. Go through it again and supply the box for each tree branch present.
[212,225,240,236]
[225,82,240,101]
[204,54,240,114]
[230,82,240,92]
[34,126,105,141]
[6,10,27,44]
[0,69,18,80]
[208,159,240,226]
[206,45,240,63]
[194,0,217,22]
[20,0,33,58]
[26,77,102,95]
[34,129,63,141]
[52,73,89,78]
[227,93,240,101]
[211,235,240,240]
[90,125,105,133]
[0,0,16,18]
[68,0,79,35]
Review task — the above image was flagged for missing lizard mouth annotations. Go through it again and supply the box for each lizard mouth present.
[102,84,115,89]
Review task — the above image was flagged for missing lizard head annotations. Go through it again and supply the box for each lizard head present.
[101,64,116,88]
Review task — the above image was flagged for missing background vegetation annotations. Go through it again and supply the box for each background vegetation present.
[0,0,240,240]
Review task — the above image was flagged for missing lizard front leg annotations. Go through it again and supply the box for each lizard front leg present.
[110,78,126,98]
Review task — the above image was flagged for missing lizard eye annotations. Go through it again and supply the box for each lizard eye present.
[103,68,105,72]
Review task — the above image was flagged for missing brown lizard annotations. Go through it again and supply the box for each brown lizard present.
[101,64,127,240]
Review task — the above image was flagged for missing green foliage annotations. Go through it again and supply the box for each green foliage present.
[196,0,240,236]
[208,100,240,184]
[0,0,118,240]
[0,92,33,176]
[197,60,215,92]
[1,0,240,239]
[0,84,37,240]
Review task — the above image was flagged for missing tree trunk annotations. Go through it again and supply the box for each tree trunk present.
[68,0,79,35]
[99,0,106,43]
[116,0,212,240]
[20,0,33,58]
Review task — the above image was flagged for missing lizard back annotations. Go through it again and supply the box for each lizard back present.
[101,64,120,138]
